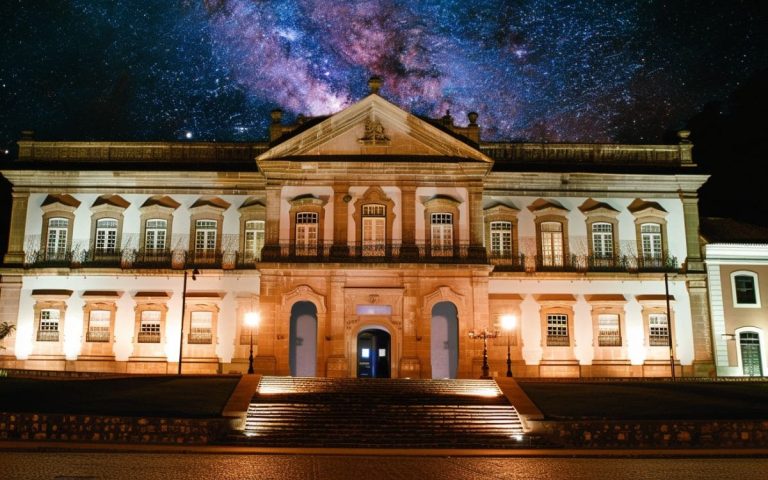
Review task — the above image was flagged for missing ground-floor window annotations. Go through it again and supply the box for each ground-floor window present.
[546,314,569,346]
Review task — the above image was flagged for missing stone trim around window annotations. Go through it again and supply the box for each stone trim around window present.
[133,302,169,345]
[730,270,761,308]
[579,199,620,258]
[483,203,520,257]
[629,199,669,260]
[353,186,396,245]
[288,194,327,247]
[188,200,229,254]
[585,295,627,348]
[423,195,461,247]
[40,197,79,256]
[637,297,676,348]
[139,197,179,252]
[89,196,129,253]
[536,295,576,349]
[238,198,266,259]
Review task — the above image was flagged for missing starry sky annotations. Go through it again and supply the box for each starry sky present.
[0,0,766,146]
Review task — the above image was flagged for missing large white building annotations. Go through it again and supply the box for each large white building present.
[0,81,714,378]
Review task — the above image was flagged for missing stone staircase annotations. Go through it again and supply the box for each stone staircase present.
[231,376,532,448]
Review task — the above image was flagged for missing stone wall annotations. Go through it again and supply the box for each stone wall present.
[532,419,768,448]
[0,412,228,444]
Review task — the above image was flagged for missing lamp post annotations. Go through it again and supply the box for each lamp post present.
[178,268,199,375]
[468,328,498,379]
[501,315,516,377]
[244,312,261,374]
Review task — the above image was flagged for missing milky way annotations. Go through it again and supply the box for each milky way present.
[0,0,766,144]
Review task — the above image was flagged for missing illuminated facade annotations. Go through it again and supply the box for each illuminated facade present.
[0,84,714,377]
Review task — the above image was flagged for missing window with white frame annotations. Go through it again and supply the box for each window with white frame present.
[592,222,613,258]
[362,204,386,255]
[640,223,662,260]
[244,220,265,261]
[540,221,564,266]
[732,272,760,307]
[546,314,569,346]
[138,310,161,343]
[295,212,318,255]
[144,219,167,251]
[597,314,621,346]
[37,309,60,342]
[86,310,111,342]
[189,311,213,344]
[648,313,669,346]
[46,218,69,257]
[490,221,513,256]
[195,219,217,256]
[95,218,118,252]
[430,213,453,255]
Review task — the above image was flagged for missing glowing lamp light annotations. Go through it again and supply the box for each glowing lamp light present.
[501,314,516,331]
[244,312,261,328]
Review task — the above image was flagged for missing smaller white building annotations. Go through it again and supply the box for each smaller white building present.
[703,218,768,377]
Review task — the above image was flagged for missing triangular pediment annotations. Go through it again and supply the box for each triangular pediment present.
[257,95,492,163]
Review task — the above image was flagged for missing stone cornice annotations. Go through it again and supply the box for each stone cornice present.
[484,172,709,197]
[1,170,266,192]
[256,159,491,182]
[704,243,768,264]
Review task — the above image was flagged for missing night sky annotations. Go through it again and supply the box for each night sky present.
[1,0,766,144]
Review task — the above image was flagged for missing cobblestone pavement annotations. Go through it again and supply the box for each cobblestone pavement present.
[3,453,768,480]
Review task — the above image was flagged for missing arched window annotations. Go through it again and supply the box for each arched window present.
[540,221,564,266]
[144,219,167,251]
[46,217,69,258]
[591,222,613,259]
[95,218,118,252]
[640,223,662,260]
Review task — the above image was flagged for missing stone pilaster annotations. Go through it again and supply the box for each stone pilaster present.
[3,192,29,265]
[0,275,21,357]
[261,185,281,260]
[399,184,418,260]
[680,191,704,272]
[330,183,349,258]
[687,276,715,377]
[468,185,486,260]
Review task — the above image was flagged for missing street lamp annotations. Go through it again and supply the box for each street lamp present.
[244,311,261,374]
[468,328,498,379]
[501,314,516,377]
[178,268,199,375]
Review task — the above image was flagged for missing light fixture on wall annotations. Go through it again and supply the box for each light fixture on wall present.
[178,268,199,375]
[722,333,736,341]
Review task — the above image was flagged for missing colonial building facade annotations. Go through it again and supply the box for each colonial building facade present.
[0,83,714,378]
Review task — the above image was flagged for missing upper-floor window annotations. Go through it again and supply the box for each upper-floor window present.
[362,204,386,256]
[648,313,669,346]
[296,212,318,255]
[641,223,662,260]
[546,313,569,346]
[540,221,564,266]
[95,218,118,252]
[244,220,265,261]
[431,213,453,256]
[195,220,217,255]
[47,218,69,257]
[732,271,760,307]
[145,219,167,251]
[490,221,513,256]
[592,222,613,259]
[37,309,60,342]
[86,310,111,342]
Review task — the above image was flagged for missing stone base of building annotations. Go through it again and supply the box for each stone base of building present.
[224,356,276,375]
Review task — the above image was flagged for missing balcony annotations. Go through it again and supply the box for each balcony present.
[26,250,73,268]
[80,249,124,267]
[137,332,161,343]
[546,335,570,347]
[587,254,631,272]
[259,241,480,264]
[132,249,174,268]
[188,330,213,344]
[598,334,622,347]
[86,329,110,342]
[186,251,224,269]
[489,252,526,271]
[535,255,581,272]
[637,255,678,272]
[36,330,59,342]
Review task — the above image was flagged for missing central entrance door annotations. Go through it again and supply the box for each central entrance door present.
[357,328,391,378]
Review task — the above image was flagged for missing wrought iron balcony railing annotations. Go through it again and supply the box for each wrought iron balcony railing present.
[137,332,161,343]
[488,252,526,271]
[26,250,73,268]
[80,249,124,267]
[188,331,213,344]
[546,335,570,346]
[649,334,670,346]
[86,329,110,342]
[36,330,59,342]
[132,249,174,268]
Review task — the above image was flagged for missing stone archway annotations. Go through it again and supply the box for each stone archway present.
[431,301,459,379]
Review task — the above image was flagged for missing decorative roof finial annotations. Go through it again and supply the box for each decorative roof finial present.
[368,76,382,95]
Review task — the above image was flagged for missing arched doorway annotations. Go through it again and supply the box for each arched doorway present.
[740,331,763,376]
[357,328,391,378]
[289,301,317,377]
[431,301,459,379]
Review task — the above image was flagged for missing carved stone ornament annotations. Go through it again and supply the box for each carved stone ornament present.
[357,118,391,146]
